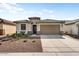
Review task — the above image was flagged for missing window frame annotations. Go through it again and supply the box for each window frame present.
[21,24,26,30]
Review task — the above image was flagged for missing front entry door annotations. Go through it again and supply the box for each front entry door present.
[33,25,37,34]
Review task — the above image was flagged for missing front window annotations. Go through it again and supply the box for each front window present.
[21,24,26,30]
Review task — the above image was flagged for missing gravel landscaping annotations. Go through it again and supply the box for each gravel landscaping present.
[0,38,42,52]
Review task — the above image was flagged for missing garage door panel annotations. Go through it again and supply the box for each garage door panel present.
[40,25,60,34]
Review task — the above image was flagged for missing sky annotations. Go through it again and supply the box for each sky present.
[0,3,79,21]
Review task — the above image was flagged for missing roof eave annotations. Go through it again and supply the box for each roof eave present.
[37,21,64,23]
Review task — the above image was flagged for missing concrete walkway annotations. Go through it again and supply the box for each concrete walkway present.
[1,51,79,56]
[40,35,79,55]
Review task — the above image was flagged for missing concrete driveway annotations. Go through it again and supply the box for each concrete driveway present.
[41,35,64,39]
[40,35,79,55]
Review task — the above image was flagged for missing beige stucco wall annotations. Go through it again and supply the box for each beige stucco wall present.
[0,23,3,29]
[3,24,16,35]
[60,24,64,32]
[63,22,78,35]
[39,23,60,25]
[37,24,40,31]
[63,24,72,34]
[16,23,32,34]
[27,23,32,32]
[16,23,27,34]
[16,22,63,34]
[72,23,78,35]
[16,23,40,33]
[74,22,79,35]
[16,23,20,33]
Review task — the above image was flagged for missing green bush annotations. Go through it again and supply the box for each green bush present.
[32,40,36,43]
[17,32,26,37]
[20,32,25,35]
[6,34,9,37]
[16,33,23,37]
[17,33,27,38]
[10,33,17,38]
[10,32,30,39]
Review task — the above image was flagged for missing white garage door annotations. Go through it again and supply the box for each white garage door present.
[40,25,60,35]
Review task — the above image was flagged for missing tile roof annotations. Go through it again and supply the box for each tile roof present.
[37,19,64,23]
[14,20,30,23]
[14,19,64,23]
[0,18,16,26]
[65,19,79,25]
[28,17,40,20]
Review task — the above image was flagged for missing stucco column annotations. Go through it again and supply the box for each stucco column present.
[60,24,64,34]
[26,23,33,34]
[37,24,40,34]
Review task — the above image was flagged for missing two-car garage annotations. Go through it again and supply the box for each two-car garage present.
[40,25,60,35]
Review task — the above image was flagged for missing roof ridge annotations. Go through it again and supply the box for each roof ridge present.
[0,18,16,25]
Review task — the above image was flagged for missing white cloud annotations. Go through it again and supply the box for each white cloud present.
[49,15,55,18]
[64,16,79,20]
[37,12,43,15]
[42,9,54,14]
[48,10,54,13]
[0,9,3,12]
[0,3,55,21]
[17,8,24,11]
[0,3,25,14]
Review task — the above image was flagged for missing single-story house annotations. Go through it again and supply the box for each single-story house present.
[14,17,64,35]
[63,19,79,36]
[0,18,16,35]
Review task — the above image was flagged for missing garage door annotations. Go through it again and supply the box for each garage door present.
[40,25,60,35]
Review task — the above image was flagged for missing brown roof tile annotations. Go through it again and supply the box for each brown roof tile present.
[0,18,16,26]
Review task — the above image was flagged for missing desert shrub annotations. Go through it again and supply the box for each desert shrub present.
[17,33,28,38]
[24,34,29,38]
[16,33,23,37]
[69,34,79,39]
[23,40,27,42]
[10,32,30,39]
[32,40,36,43]
[10,33,17,38]
[6,34,9,37]
[20,31,25,35]
[27,31,32,35]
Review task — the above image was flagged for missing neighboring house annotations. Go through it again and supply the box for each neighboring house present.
[63,19,79,36]
[0,18,16,35]
[14,17,64,35]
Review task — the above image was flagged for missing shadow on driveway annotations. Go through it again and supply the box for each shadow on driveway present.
[40,35,64,39]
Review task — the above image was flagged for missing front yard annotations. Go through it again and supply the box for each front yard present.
[0,34,79,55]
[0,33,42,52]
[0,39,42,52]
